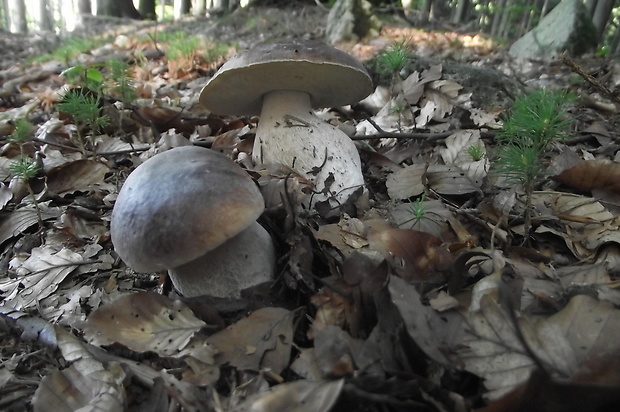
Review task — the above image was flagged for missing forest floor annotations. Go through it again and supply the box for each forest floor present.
[2,4,620,412]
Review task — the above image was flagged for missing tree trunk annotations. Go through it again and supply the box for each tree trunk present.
[139,0,157,19]
[592,0,614,38]
[193,0,206,16]
[490,0,506,36]
[611,19,620,55]
[36,0,53,31]
[540,0,551,17]
[174,0,191,19]
[97,0,143,18]
[0,0,6,31]
[7,0,27,33]
[497,0,514,38]
[77,0,91,14]
[451,0,469,24]
[420,0,432,23]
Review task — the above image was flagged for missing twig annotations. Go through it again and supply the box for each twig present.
[95,146,151,156]
[562,53,620,104]
[351,129,497,142]
[32,137,82,152]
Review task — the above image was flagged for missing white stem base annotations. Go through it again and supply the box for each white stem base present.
[253,90,365,206]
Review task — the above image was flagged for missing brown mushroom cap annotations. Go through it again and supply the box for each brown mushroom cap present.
[111,146,264,273]
[199,39,373,116]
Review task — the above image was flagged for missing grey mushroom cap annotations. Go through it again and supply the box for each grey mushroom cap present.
[199,39,373,116]
[110,146,265,273]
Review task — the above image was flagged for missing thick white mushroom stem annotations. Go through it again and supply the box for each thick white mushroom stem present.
[253,90,365,206]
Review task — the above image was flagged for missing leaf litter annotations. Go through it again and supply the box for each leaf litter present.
[1,6,620,412]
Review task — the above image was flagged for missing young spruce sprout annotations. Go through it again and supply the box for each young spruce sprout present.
[9,118,34,145]
[106,58,136,102]
[467,144,485,161]
[377,41,411,130]
[408,193,428,226]
[8,119,43,225]
[377,40,410,82]
[494,88,573,243]
[9,156,43,225]
[58,89,109,154]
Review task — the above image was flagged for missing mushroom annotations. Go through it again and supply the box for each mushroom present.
[199,39,373,206]
[110,146,274,298]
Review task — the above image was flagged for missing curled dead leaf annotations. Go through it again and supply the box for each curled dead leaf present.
[368,228,453,283]
[552,159,620,195]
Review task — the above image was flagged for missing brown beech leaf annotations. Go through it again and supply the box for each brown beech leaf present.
[230,379,344,412]
[206,307,293,374]
[83,292,206,357]
[46,159,110,195]
[388,276,464,367]
[367,228,453,282]
[552,159,620,194]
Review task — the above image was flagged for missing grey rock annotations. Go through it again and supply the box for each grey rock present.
[509,0,598,59]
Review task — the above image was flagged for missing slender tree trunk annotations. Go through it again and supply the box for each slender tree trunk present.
[490,0,506,36]
[497,0,514,38]
[420,0,433,23]
[7,0,27,33]
[139,0,157,19]
[97,0,143,18]
[585,0,597,16]
[174,0,191,19]
[36,0,53,31]
[193,0,206,16]
[540,0,551,17]
[516,0,535,38]
[451,0,469,24]
[77,0,91,14]
[611,21,620,55]
[592,0,614,38]
[160,0,167,20]
[1,0,9,30]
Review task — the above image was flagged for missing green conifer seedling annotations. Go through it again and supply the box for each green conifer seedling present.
[494,88,573,243]
[58,89,109,155]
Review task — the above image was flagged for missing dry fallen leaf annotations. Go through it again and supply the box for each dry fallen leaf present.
[46,159,110,195]
[552,159,620,194]
[386,164,426,200]
[32,327,126,412]
[3,244,95,310]
[230,379,344,412]
[84,292,206,357]
[388,276,463,367]
[368,228,453,282]
[426,164,483,195]
[206,307,293,374]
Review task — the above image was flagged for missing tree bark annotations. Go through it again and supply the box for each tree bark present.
[193,0,206,16]
[139,0,157,19]
[451,0,469,24]
[77,0,91,14]
[592,0,614,38]
[174,0,191,19]
[97,0,143,18]
[7,0,27,33]
[490,0,506,36]
[420,0,432,23]
[36,0,53,31]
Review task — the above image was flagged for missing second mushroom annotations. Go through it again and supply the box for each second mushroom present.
[199,39,373,207]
